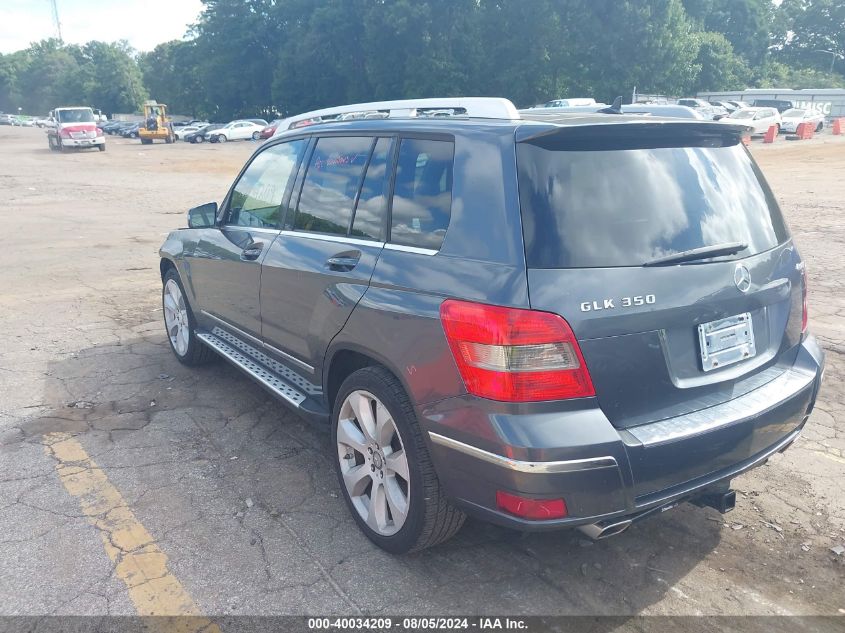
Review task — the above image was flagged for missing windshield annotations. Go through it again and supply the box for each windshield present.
[58,108,95,123]
[783,109,806,117]
[731,110,755,119]
[517,139,789,268]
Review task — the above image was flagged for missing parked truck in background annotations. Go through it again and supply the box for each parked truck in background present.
[45,106,105,152]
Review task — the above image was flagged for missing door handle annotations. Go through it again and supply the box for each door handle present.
[326,251,361,271]
[240,242,264,261]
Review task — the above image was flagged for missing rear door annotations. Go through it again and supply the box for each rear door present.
[516,124,802,430]
[259,135,393,371]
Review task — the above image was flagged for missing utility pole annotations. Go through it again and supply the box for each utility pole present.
[813,49,841,74]
[49,0,63,43]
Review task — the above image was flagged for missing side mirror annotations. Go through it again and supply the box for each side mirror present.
[187,202,218,228]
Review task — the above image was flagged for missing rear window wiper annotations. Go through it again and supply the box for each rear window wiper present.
[643,242,748,267]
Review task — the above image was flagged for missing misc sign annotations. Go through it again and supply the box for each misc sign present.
[793,100,833,115]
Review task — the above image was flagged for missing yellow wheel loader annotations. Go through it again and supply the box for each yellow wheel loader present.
[139,100,175,145]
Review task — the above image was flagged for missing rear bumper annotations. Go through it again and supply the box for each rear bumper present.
[422,336,824,531]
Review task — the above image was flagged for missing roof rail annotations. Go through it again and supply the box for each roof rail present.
[275,97,519,135]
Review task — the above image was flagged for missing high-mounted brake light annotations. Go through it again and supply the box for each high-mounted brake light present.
[801,267,808,334]
[439,299,595,402]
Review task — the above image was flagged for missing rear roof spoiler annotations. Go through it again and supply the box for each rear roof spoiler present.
[515,119,752,145]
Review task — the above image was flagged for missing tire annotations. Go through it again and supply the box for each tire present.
[161,269,215,366]
[217,134,227,143]
[140,138,152,145]
[195,136,204,144]
[252,131,260,140]
[98,144,106,152]
[332,366,465,553]
[48,136,57,151]
[816,122,823,132]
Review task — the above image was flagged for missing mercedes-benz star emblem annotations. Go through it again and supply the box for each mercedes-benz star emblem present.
[734,264,751,293]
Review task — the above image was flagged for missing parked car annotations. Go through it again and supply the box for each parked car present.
[621,104,705,119]
[159,96,823,554]
[121,122,143,138]
[540,98,598,108]
[720,107,782,135]
[780,108,825,134]
[174,125,201,141]
[725,100,752,111]
[0,113,13,125]
[259,119,283,139]
[184,123,224,143]
[677,98,727,120]
[752,99,793,114]
[208,120,265,142]
[709,100,741,113]
[100,121,125,134]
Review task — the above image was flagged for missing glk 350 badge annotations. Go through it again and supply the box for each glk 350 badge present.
[580,294,656,312]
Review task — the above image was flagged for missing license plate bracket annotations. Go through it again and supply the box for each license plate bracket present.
[698,312,755,372]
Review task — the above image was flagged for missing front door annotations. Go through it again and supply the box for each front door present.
[186,138,308,338]
[260,135,393,371]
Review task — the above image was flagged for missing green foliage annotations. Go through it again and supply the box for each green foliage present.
[757,61,845,89]
[774,0,845,74]
[0,39,145,115]
[690,31,751,93]
[1,0,843,119]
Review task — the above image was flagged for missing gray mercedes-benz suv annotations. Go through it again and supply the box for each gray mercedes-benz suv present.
[159,98,824,553]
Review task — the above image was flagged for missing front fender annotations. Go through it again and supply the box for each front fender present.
[159,230,198,305]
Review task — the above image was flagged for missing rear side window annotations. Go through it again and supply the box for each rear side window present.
[295,136,372,235]
[517,140,789,268]
[390,138,454,250]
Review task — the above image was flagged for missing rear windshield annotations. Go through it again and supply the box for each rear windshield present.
[517,138,789,268]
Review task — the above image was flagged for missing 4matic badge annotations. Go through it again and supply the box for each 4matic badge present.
[580,294,656,312]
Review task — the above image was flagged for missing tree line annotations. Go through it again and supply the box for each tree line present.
[1,0,842,120]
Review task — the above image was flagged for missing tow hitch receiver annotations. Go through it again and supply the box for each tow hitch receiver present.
[694,488,736,514]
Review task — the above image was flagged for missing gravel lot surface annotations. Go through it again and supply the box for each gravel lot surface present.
[0,126,843,627]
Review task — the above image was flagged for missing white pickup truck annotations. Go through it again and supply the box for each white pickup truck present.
[46,106,106,152]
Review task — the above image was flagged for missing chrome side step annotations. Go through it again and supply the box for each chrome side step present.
[196,330,307,407]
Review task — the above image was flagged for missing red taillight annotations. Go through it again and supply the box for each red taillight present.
[801,267,808,334]
[496,491,567,520]
[439,299,595,402]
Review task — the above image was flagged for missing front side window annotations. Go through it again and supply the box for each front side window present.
[294,136,373,235]
[389,138,454,250]
[227,139,306,228]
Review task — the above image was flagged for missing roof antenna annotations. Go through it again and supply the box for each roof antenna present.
[598,96,623,114]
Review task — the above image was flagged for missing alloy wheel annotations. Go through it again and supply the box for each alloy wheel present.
[336,390,410,536]
[163,279,190,356]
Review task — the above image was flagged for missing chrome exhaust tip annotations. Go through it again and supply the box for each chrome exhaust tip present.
[577,518,633,540]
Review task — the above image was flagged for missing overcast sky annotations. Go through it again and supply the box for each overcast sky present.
[0,0,205,54]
